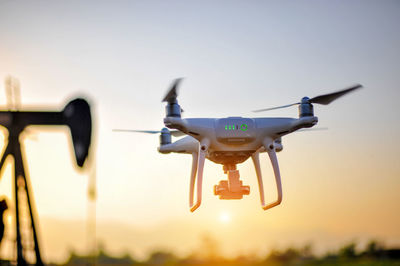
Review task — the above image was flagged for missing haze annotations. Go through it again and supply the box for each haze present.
[0,0,399,263]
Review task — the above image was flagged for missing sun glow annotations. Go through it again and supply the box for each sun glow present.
[219,211,231,223]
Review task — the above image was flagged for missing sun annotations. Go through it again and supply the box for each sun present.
[219,211,231,223]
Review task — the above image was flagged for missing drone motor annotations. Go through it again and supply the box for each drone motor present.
[165,102,182,118]
[159,127,172,145]
[298,97,314,118]
[162,78,183,118]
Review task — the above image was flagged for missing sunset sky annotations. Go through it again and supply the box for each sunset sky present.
[0,0,399,263]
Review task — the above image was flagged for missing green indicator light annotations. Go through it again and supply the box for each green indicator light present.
[240,124,248,131]
[228,125,231,130]
[225,125,228,130]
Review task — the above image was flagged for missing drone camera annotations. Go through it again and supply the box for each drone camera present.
[214,170,250,200]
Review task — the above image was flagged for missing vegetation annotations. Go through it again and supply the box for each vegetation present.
[61,240,400,266]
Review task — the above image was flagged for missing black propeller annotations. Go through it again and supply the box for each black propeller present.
[112,128,185,137]
[162,78,183,103]
[297,127,328,132]
[253,84,363,112]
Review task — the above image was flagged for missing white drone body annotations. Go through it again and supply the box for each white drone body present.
[115,79,361,212]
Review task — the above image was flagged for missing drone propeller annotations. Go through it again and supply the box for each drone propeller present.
[253,84,363,112]
[162,78,183,103]
[297,127,328,132]
[112,128,186,137]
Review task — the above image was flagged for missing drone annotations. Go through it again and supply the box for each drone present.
[115,79,362,212]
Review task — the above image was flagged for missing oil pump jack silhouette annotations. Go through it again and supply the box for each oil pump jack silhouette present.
[0,76,92,265]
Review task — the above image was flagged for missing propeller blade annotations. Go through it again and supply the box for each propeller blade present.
[112,129,160,134]
[112,129,186,137]
[170,130,186,137]
[253,102,300,113]
[309,84,362,105]
[252,84,362,112]
[162,78,183,103]
[296,127,328,132]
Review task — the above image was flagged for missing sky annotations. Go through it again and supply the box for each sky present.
[0,0,399,263]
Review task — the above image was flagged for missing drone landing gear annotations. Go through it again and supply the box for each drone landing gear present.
[214,165,250,200]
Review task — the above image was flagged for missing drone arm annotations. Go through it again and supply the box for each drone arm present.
[189,152,198,208]
[164,117,215,142]
[189,139,209,212]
